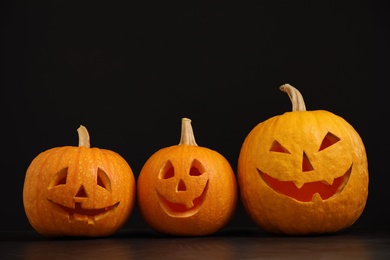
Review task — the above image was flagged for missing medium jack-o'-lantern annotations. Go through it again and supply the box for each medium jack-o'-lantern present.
[23,125,136,237]
[238,84,369,235]
[137,118,238,236]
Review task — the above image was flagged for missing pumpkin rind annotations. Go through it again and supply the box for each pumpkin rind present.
[23,126,136,237]
[237,84,369,235]
[137,118,238,236]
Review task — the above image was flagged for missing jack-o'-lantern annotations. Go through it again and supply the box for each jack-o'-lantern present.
[23,125,136,237]
[238,84,369,235]
[137,118,238,236]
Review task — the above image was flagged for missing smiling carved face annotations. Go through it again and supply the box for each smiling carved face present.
[137,144,238,236]
[47,167,120,224]
[238,110,369,235]
[23,146,135,237]
[155,159,209,217]
[257,131,352,203]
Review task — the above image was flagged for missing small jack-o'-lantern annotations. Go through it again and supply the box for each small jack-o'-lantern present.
[137,118,238,236]
[238,84,369,235]
[23,125,136,237]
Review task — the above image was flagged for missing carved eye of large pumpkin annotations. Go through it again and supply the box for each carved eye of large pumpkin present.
[137,118,238,236]
[237,84,369,235]
[23,125,136,237]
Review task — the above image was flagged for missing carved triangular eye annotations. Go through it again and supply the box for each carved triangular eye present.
[189,159,206,176]
[49,167,68,189]
[270,140,290,153]
[159,160,175,179]
[319,132,340,151]
[97,168,111,192]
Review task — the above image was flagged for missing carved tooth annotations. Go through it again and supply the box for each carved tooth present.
[294,181,305,189]
[185,200,194,209]
[88,216,95,225]
[312,193,323,203]
[75,213,88,221]
[322,177,334,186]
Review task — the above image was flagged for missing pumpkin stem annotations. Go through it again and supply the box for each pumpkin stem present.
[279,83,307,111]
[179,118,198,146]
[77,125,91,148]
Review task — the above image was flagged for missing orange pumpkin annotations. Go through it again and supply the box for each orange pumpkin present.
[23,125,136,237]
[238,84,369,235]
[137,118,238,236]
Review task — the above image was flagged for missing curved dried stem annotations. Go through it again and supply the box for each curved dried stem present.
[179,118,198,146]
[279,83,307,111]
[77,125,91,148]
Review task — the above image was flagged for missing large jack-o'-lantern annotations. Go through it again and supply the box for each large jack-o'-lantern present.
[137,118,238,236]
[23,125,136,237]
[238,84,369,235]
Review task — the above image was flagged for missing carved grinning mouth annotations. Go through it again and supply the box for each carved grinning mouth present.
[157,181,209,217]
[48,199,120,224]
[257,165,352,202]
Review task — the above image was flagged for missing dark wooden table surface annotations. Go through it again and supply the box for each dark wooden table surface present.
[1,226,389,259]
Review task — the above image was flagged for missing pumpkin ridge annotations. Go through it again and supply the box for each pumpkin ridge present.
[25,148,62,217]
[95,148,112,192]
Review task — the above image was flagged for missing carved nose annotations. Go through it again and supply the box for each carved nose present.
[302,152,314,172]
[74,185,88,198]
[177,179,186,191]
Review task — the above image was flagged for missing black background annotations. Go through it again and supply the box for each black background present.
[1,1,388,232]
